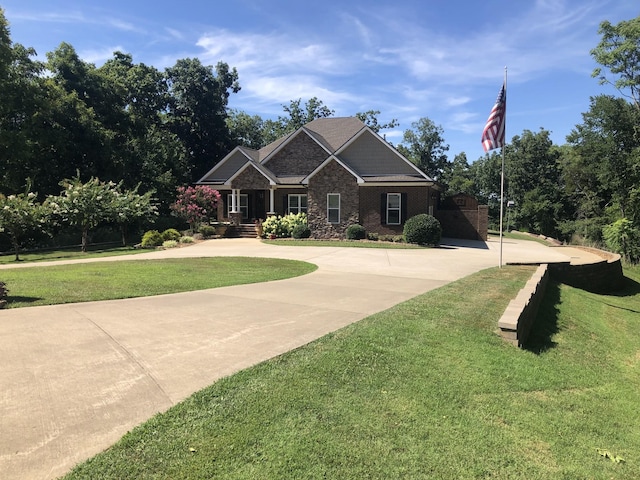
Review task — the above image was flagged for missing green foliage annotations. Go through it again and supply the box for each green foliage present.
[346,224,366,240]
[162,240,178,249]
[397,117,449,179]
[291,223,311,239]
[179,236,194,244]
[170,185,221,230]
[0,190,49,261]
[0,281,8,309]
[198,224,216,238]
[48,175,119,253]
[403,214,442,246]
[141,230,164,248]
[591,16,640,107]
[262,213,308,238]
[161,228,181,242]
[367,232,379,241]
[603,218,640,262]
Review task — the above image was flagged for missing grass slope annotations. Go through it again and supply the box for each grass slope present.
[1,257,317,308]
[63,264,640,479]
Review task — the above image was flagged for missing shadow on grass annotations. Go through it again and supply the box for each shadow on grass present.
[598,276,640,313]
[606,275,640,298]
[7,296,43,306]
[524,280,562,354]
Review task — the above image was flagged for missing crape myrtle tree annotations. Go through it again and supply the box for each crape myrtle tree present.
[170,185,221,232]
[0,189,49,261]
[48,174,158,252]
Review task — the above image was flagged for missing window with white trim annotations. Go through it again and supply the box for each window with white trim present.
[288,194,307,214]
[386,193,401,225]
[227,193,249,219]
[327,193,340,224]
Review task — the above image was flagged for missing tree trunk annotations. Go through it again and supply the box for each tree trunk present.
[82,228,89,253]
[12,236,20,262]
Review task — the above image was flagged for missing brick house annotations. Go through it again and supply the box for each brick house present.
[196,117,440,238]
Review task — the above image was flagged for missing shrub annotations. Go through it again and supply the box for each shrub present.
[367,232,379,241]
[292,223,311,239]
[162,240,179,248]
[141,230,164,248]
[603,218,640,263]
[180,236,195,244]
[198,224,216,238]
[262,213,308,238]
[0,281,8,309]
[403,214,442,246]
[162,228,181,242]
[346,224,366,240]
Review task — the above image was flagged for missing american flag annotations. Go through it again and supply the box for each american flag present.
[481,83,506,152]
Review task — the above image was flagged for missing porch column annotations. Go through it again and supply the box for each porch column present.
[268,188,276,215]
[230,188,238,213]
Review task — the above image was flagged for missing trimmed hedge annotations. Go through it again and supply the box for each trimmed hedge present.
[403,214,442,246]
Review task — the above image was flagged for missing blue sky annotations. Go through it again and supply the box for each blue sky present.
[1,0,638,161]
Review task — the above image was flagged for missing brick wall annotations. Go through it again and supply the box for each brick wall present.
[436,205,488,241]
[307,160,359,238]
[230,166,270,190]
[360,186,430,236]
[264,134,328,176]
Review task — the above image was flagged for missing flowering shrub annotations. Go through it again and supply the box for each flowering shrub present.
[180,236,195,244]
[170,186,221,231]
[262,213,308,238]
[0,191,49,261]
[162,240,179,249]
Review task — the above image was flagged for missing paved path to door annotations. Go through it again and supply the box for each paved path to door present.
[0,238,576,479]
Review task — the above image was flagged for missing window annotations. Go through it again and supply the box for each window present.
[327,193,340,224]
[387,193,401,225]
[288,194,307,214]
[227,194,249,219]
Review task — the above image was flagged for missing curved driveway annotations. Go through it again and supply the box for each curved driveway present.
[0,237,577,479]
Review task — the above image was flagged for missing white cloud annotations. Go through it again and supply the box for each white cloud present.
[79,46,125,65]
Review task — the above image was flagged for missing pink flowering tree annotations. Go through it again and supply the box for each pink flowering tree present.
[170,185,221,231]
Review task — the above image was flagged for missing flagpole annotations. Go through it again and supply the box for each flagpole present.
[499,66,507,268]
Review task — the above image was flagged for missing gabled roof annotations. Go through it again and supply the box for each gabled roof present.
[197,116,435,186]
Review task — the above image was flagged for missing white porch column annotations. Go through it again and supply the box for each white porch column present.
[231,188,238,213]
[268,188,276,214]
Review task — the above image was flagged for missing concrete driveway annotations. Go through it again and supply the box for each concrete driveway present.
[0,238,575,479]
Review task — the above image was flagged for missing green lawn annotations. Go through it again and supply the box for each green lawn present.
[63,264,640,479]
[1,257,317,308]
[0,245,146,264]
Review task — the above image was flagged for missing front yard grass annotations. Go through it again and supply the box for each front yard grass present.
[0,257,317,308]
[63,264,640,479]
[0,245,145,264]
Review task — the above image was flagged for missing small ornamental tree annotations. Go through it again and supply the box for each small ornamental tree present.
[112,185,158,246]
[48,175,119,252]
[170,185,221,231]
[0,191,48,261]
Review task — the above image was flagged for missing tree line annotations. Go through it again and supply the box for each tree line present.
[1,8,639,260]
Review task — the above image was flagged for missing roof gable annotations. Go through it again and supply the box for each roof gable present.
[338,129,432,180]
[198,147,256,183]
[262,130,330,177]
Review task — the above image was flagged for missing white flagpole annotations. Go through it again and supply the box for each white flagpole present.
[499,66,507,268]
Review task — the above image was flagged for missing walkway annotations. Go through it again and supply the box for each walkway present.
[0,238,577,479]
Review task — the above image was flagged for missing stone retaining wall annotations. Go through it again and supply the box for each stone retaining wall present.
[499,246,625,347]
[498,264,549,347]
[548,248,624,293]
